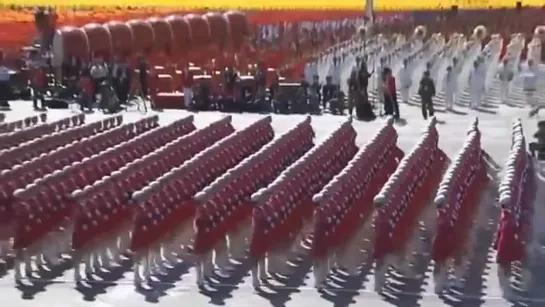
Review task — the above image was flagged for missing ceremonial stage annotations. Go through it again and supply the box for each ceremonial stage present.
[1,28,545,306]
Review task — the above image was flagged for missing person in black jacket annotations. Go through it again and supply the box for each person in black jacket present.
[358,59,372,94]
[347,70,359,117]
[418,71,436,120]
[322,76,336,109]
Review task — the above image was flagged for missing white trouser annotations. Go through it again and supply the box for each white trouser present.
[377,88,384,103]
[524,89,536,106]
[400,87,410,102]
[471,88,482,108]
[445,90,454,109]
[500,81,510,103]
[183,87,193,108]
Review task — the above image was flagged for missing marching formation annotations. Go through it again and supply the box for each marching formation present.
[0,109,539,300]
[496,120,538,299]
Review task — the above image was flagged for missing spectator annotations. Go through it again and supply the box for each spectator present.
[77,71,93,112]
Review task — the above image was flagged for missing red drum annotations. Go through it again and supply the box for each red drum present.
[51,26,89,67]
[83,23,112,59]
[224,11,249,51]
[166,15,192,57]
[105,21,134,58]
[127,19,155,55]
[184,14,211,51]
[148,18,173,54]
[203,12,229,53]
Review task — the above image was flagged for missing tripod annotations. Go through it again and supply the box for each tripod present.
[128,81,150,113]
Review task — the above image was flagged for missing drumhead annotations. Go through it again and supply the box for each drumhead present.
[51,30,64,68]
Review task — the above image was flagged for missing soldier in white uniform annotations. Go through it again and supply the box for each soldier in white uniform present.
[328,56,342,90]
[398,59,412,104]
[376,57,387,104]
[304,59,318,85]
[443,66,456,110]
[449,57,462,106]
[497,59,514,104]
[528,59,539,76]
[468,61,484,109]
[523,63,539,116]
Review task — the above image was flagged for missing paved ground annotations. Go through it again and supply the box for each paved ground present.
[1,44,545,307]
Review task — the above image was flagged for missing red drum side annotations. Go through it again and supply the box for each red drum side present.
[224,11,249,51]
[203,12,229,53]
[83,23,113,59]
[148,18,174,54]
[166,15,192,58]
[127,19,156,55]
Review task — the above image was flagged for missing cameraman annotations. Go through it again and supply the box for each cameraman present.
[0,53,11,107]
[90,57,108,102]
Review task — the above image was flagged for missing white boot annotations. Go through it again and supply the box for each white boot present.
[24,253,33,277]
[14,257,22,282]
[450,262,466,288]
[498,264,511,298]
[251,262,260,288]
[143,254,151,281]
[374,259,389,292]
[433,261,449,294]
[521,268,532,292]
[195,259,205,286]
[84,253,94,275]
[74,261,82,282]
[228,230,246,260]
[133,258,142,284]
[215,240,232,273]
[313,259,328,288]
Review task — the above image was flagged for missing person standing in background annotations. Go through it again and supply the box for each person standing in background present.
[444,66,456,111]
[90,56,108,84]
[357,59,372,103]
[0,53,11,107]
[90,56,108,103]
[347,70,359,117]
[304,57,318,85]
[322,76,336,109]
[497,59,514,104]
[376,57,387,106]
[77,71,94,112]
[112,56,132,104]
[524,63,539,117]
[450,57,461,105]
[328,56,342,91]
[182,66,194,109]
[137,56,149,100]
[254,61,267,98]
[468,61,482,109]
[418,70,436,120]
[30,62,47,110]
[398,58,412,104]
[383,67,399,119]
